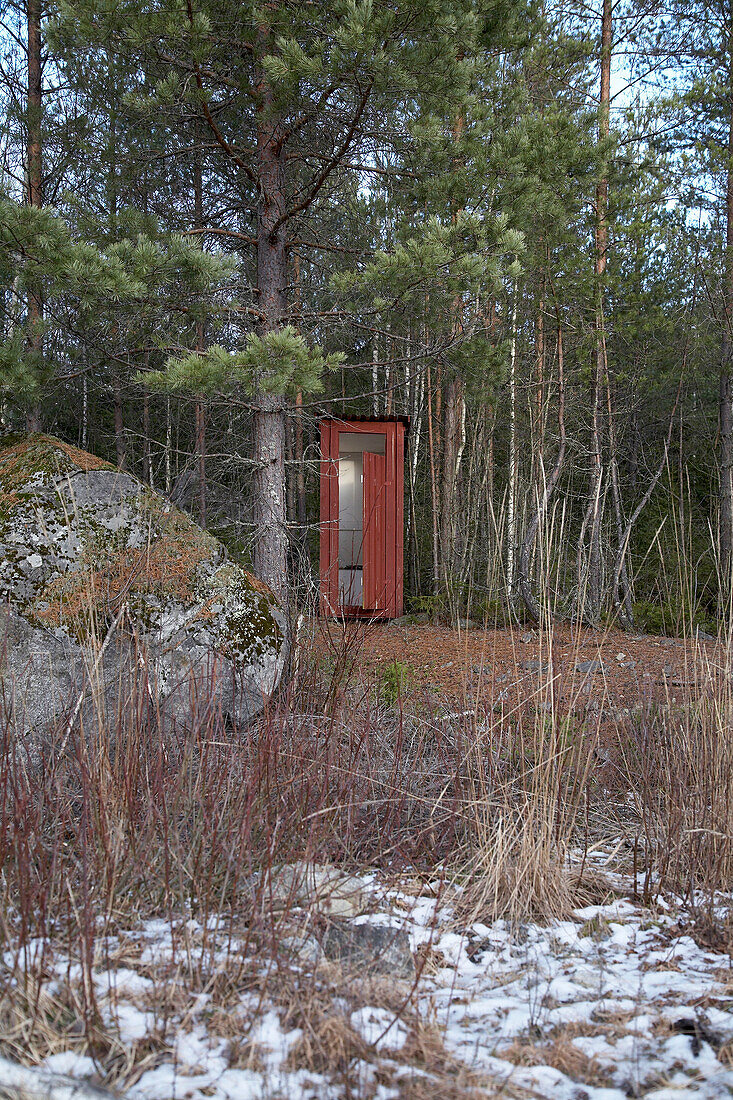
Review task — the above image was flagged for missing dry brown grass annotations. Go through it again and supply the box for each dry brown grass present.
[501,1032,613,1088]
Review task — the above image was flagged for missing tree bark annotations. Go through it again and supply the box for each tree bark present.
[193,115,207,527]
[25,0,43,432]
[506,290,518,602]
[584,0,612,621]
[142,389,152,486]
[720,31,733,610]
[440,373,465,601]
[518,321,566,621]
[253,14,288,604]
[427,360,441,598]
[114,377,126,470]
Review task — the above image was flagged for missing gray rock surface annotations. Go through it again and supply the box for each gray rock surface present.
[0,434,288,745]
[262,862,368,918]
[320,919,415,978]
[576,659,604,675]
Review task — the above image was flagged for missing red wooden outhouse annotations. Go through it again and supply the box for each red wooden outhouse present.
[319,417,406,619]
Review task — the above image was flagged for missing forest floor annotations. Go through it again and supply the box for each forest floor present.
[325,617,724,738]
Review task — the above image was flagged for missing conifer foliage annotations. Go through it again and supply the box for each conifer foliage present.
[0,1,729,624]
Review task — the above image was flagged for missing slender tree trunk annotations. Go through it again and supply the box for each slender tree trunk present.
[605,371,632,620]
[193,116,207,526]
[438,103,467,609]
[290,250,307,550]
[294,390,306,531]
[25,0,43,432]
[253,15,288,603]
[194,399,206,524]
[427,361,441,598]
[440,374,465,601]
[585,0,612,620]
[507,290,518,602]
[142,390,152,486]
[114,377,126,470]
[385,324,393,417]
[165,396,172,495]
[720,36,733,609]
[518,321,566,621]
[81,372,88,451]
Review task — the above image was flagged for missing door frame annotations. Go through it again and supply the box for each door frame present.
[319,418,405,618]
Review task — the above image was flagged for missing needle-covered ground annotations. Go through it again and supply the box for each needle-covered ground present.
[332,618,724,734]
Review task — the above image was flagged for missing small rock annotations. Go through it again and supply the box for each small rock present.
[281,930,323,966]
[262,862,368,918]
[522,659,550,673]
[320,919,415,978]
[616,652,626,661]
[576,659,603,675]
[520,632,534,644]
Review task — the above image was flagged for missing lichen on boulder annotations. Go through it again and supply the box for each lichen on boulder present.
[0,433,288,744]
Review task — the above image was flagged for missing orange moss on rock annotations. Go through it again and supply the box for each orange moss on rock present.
[31,515,218,636]
[0,432,112,518]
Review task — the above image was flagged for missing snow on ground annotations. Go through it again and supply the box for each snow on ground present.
[7,868,733,1099]
[401,890,733,1099]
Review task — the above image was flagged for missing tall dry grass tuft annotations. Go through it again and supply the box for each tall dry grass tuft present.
[449,618,607,926]
[622,631,733,904]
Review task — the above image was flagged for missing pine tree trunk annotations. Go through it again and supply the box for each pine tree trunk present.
[25,0,43,433]
[165,396,172,495]
[142,390,152,486]
[291,251,307,557]
[295,389,306,533]
[440,374,465,601]
[720,45,733,610]
[253,16,288,603]
[181,122,205,525]
[507,291,518,602]
[193,117,207,527]
[518,321,566,621]
[114,377,126,470]
[194,398,206,525]
[585,0,612,621]
[81,373,88,451]
[427,361,441,598]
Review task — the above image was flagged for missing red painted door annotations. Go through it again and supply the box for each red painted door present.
[363,450,387,610]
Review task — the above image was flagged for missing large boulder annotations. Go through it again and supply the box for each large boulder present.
[0,434,288,744]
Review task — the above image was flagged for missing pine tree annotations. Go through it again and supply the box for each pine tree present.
[52,0,531,601]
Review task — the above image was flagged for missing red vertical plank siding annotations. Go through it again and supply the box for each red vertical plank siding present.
[363,450,385,608]
[395,422,405,616]
[319,418,405,619]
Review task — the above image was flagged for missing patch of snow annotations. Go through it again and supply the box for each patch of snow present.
[350,1007,409,1052]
